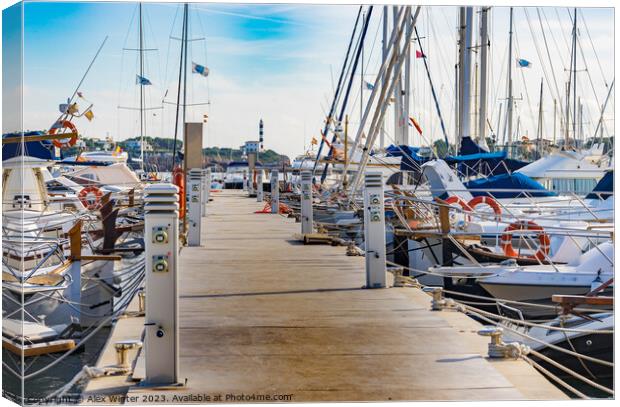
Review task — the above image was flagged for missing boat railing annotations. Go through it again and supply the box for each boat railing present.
[386,192,612,269]
[2,240,67,282]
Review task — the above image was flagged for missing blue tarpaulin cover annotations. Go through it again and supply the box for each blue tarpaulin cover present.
[445,151,528,176]
[452,136,528,176]
[386,145,432,171]
[585,171,613,200]
[465,172,556,199]
[446,151,507,162]
[2,131,60,161]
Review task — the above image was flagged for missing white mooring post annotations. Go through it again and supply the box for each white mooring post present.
[187,169,203,247]
[363,172,387,288]
[143,183,180,386]
[300,170,313,234]
[270,169,279,213]
[256,170,264,202]
[201,168,210,217]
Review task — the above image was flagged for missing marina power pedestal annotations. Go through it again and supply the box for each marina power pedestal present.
[270,170,279,213]
[300,170,313,234]
[143,183,181,386]
[256,170,264,202]
[201,168,211,217]
[245,141,259,197]
[187,169,203,246]
[363,172,387,288]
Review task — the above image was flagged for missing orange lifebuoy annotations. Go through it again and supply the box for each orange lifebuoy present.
[500,220,550,261]
[172,166,186,219]
[78,186,103,210]
[444,196,473,212]
[467,196,502,220]
[50,120,78,148]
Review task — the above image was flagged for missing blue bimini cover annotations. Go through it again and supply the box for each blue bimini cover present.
[465,172,556,199]
[585,171,613,200]
[2,131,60,161]
[385,145,432,171]
[445,150,528,177]
[385,144,419,157]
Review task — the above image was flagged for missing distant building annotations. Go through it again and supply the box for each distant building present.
[125,139,153,152]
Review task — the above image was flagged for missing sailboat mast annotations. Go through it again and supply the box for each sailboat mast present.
[477,6,489,149]
[139,2,145,172]
[459,7,473,144]
[504,7,514,152]
[536,78,543,159]
[403,7,411,147]
[392,6,404,145]
[380,6,388,149]
[182,3,189,171]
[572,8,577,146]
[565,8,577,149]
[172,3,187,169]
[457,7,466,142]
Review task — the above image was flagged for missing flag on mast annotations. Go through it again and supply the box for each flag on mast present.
[408,116,423,135]
[192,62,209,77]
[517,58,532,68]
[136,75,152,85]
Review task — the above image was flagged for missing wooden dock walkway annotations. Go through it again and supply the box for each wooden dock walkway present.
[83,190,567,402]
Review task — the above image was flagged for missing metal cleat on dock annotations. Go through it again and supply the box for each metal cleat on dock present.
[422,286,460,311]
[346,242,365,256]
[114,340,143,370]
[477,326,531,359]
[388,267,421,288]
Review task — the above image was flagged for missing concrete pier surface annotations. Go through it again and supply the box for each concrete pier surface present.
[83,190,567,402]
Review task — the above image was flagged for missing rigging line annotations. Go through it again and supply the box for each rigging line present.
[522,8,558,114]
[513,31,535,137]
[541,8,566,79]
[327,10,365,132]
[428,10,455,106]
[592,79,615,142]
[555,8,572,60]
[344,9,382,125]
[163,4,181,93]
[575,29,601,110]
[49,36,108,131]
[533,8,566,128]
[414,23,450,146]
[117,4,140,140]
[312,5,364,173]
[321,7,374,184]
[144,5,165,95]
[194,3,212,106]
[489,22,509,134]
[579,9,608,88]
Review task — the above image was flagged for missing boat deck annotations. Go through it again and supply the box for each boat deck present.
[82,190,567,402]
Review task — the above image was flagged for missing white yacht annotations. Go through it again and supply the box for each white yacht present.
[516,146,611,195]
[223,161,250,189]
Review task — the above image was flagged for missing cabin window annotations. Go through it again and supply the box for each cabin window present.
[81,173,99,181]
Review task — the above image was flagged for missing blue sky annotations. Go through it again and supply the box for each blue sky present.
[2,1,615,158]
[4,1,358,158]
